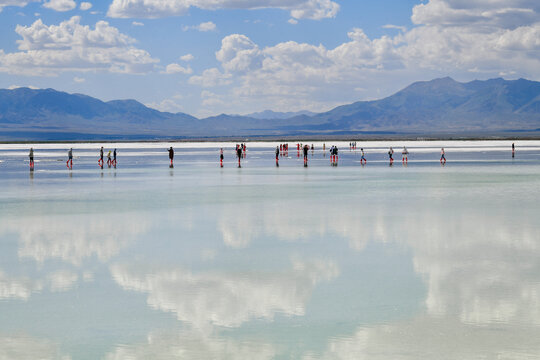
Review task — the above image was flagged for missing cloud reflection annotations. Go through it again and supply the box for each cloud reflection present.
[0,334,71,360]
[304,316,540,359]
[111,259,339,330]
[104,330,275,360]
[0,213,150,266]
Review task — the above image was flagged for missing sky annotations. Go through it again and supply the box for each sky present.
[0,0,539,118]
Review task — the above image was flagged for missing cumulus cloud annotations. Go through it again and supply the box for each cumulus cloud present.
[43,0,76,12]
[0,0,38,12]
[79,1,91,11]
[187,0,540,115]
[162,62,192,74]
[111,259,338,330]
[107,0,339,20]
[189,67,232,87]
[0,16,158,75]
[183,21,216,32]
[180,53,194,61]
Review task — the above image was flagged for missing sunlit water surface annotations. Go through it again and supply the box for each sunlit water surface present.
[1,140,540,359]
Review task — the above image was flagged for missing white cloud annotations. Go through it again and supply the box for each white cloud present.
[79,1,92,11]
[188,0,540,115]
[111,259,338,330]
[180,53,194,61]
[0,0,38,12]
[184,21,216,32]
[43,0,76,12]
[162,62,192,74]
[0,16,158,75]
[107,0,339,20]
[146,95,185,113]
[8,84,39,89]
[288,18,298,25]
[189,67,232,87]
[215,34,262,73]
[73,76,85,82]
[382,24,407,32]
[132,21,144,26]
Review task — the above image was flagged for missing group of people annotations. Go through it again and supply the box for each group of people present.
[24,143,519,170]
[329,145,339,165]
[98,147,117,168]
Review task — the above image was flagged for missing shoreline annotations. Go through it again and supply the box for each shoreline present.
[2,134,540,144]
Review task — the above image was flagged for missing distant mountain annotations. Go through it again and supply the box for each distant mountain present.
[1,77,540,140]
[244,110,316,120]
[289,77,540,134]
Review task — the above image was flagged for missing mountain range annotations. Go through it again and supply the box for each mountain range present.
[1,77,540,140]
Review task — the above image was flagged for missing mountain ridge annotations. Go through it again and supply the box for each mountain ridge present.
[2,77,540,140]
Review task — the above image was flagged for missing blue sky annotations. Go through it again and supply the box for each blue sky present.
[0,0,539,117]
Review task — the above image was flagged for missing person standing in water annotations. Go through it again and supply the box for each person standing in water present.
[402,146,409,164]
[512,143,515,158]
[168,147,174,168]
[67,148,73,169]
[99,147,104,167]
[29,148,34,170]
[303,144,309,166]
[440,147,446,164]
[220,148,224,167]
[236,146,242,167]
[275,146,280,167]
[107,150,112,167]
[360,148,366,164]
[113,149,117,167]
[388,147,394,164]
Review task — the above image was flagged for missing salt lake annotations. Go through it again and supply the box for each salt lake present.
[1,140,540,359]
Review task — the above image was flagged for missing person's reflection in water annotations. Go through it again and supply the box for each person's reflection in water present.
[169,169,174,177]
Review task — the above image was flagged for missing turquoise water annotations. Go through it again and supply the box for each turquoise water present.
[1,141,540,359]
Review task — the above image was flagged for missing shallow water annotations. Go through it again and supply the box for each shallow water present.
[1,141,540,359]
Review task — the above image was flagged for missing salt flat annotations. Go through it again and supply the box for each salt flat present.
[0,141,539,359]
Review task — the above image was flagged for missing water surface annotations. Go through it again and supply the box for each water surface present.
[1,141,540,359]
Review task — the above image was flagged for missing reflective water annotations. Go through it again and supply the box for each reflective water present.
[1,141,539,359]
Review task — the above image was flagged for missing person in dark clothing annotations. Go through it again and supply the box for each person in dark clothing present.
[275,146,280,167]
[99,147,104,167]
[236,146,242,167]
[220,148,224,167]
[303,144,309,166]
[168,147,174,168]
[29,148,34,170]
[67,148,73,169]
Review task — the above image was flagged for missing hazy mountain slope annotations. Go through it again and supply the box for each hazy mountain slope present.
[1,77,540,140]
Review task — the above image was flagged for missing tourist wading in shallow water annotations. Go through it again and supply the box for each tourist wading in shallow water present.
[168,147,174,168]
